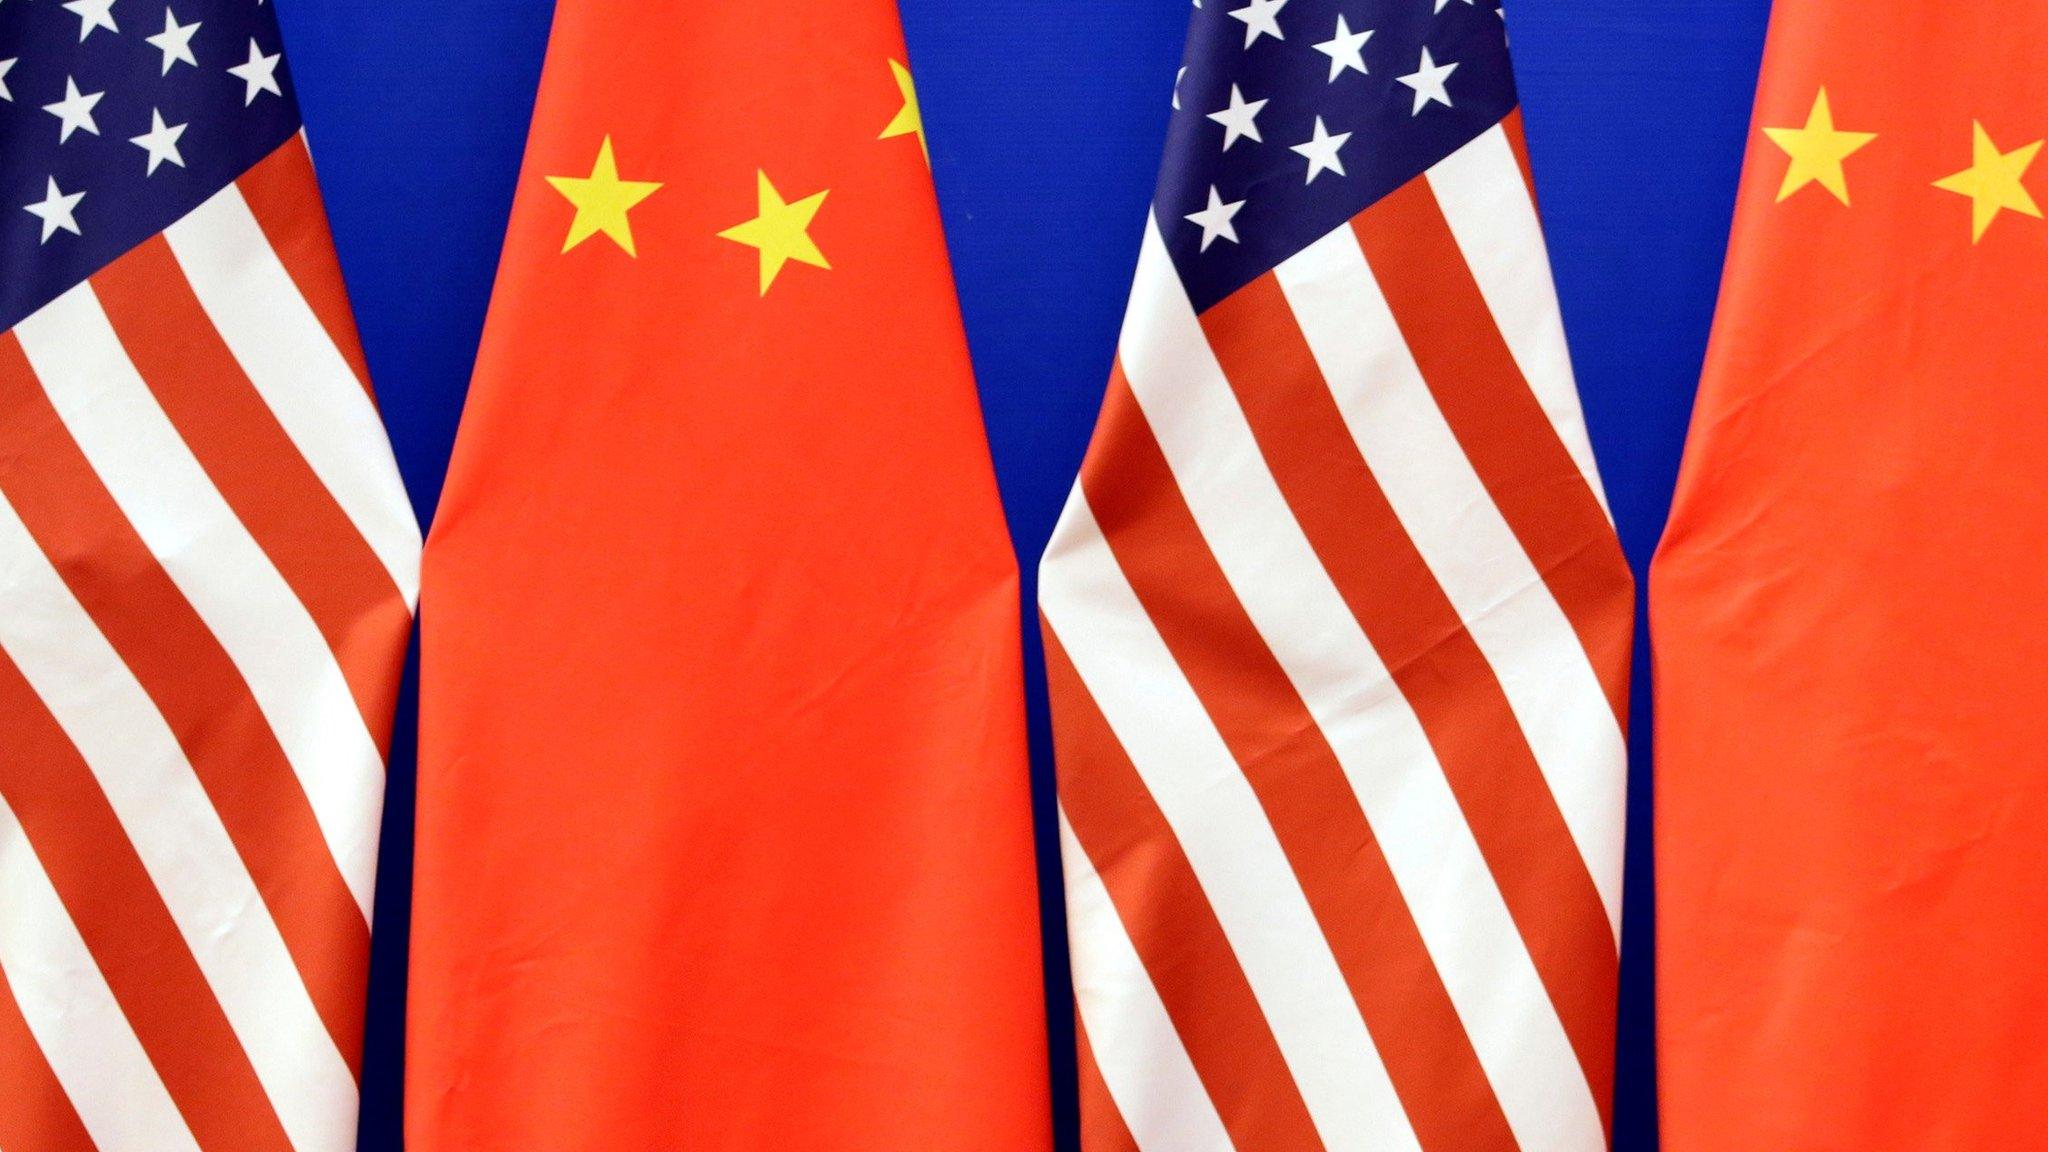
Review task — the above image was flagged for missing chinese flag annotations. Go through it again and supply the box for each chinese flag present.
[405,2,1050,1147]
[1652,4,2048,1148]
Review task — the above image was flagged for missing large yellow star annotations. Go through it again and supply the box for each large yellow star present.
[716,171,830,295]
[1762,89,1876,205]
[1933,121,2043,243]
[545,136,663,256]
[879,59,927,165]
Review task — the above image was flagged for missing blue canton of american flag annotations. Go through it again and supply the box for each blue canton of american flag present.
[0,2,419,1151]
[1041,0,1638,1149]
[1160,0,1515,309]
[1,0,299,328]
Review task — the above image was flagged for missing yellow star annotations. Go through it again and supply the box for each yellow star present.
[1762,88,1876,205]
[879,59,927,165]
[1933,121,2043,243]
[716,170,831,295]
[545,136,663,257]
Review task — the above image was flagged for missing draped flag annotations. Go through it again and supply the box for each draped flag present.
[406,1,1049,1147]
[1653,3,2048,1147]
[1039,2,1634,1149]
[0,2,420,1150]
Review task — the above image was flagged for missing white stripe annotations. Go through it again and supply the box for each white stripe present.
[14,284,385,919]
[0,793,200,1152]
[1428,124,1611,516]
[1042,487,1419,1152]
[0,488,358,1152]
[1109,215,1604,1152]
[1059,810,1236,1152]
[164,181,422,607]
[1276,222,1627,940]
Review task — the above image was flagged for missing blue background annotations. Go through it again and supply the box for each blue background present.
[264,1,1776,1147]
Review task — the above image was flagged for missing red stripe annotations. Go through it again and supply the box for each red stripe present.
[1074,1015,1143,1152]
[234,134,376,400]
[0,964,97,1152]
[0,650,295,1152]
[93,236,411,755]
[1353,181,1635,728]
[1078,366,1519,1152]
[1201,274,1618,1130]
[0,333,371,1077]
[1044,623,1327,1152]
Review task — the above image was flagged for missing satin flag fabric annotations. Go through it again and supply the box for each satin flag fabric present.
[405,1,1049,1145]
[1652,4,2048,1147]
[1040,3,1635,1148]
[0,2,420,1146]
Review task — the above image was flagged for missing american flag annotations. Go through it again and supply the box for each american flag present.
[0,2,418,1150]
[1039,1,1635,1149]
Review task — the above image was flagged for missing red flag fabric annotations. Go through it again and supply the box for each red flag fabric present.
[1652,4,2048,1147]
[405,2,1050,1146]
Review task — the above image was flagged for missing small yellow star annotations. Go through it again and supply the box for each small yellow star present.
[1762,88,1876,205]
[1933,121,2043,243]
[716,170,830,295]
[545,136,663,257]
[879,59,927,165]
